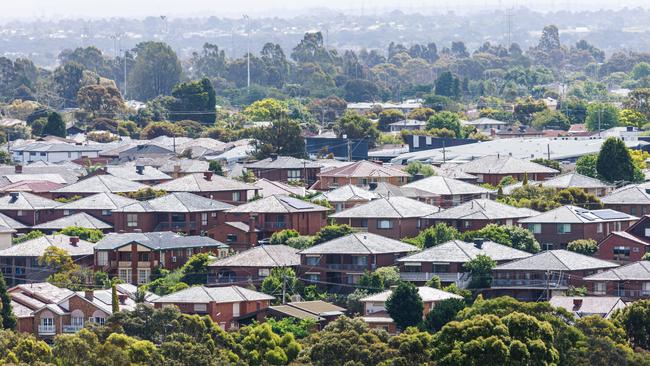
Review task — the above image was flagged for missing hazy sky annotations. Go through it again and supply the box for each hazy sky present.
[4,0,649,19]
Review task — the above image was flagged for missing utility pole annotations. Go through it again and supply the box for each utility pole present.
[347,138,352,162]
[547,144,550,160]
[545,270,551,301]
[243,14,251,91]
[281,274,287,304]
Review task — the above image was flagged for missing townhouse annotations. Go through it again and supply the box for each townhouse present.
[0,191,60,226]
[51,175,148,199]
[298,232,418,291]
[32,212,113,233]
[93,231,229,285]
[329,196,440,239]
[253,178,306,198]
[244,155,321,186]
[601,182,650,216]
[316,184,377,212]
[316,160,410,190]
[11,143,102,164]
[153,172,258,204]
[595,215,650,263]
[397,239,532,287]
[456,155,559,185]
[53,192,138,225]
[158,158,210,178]
[208,245,300,284]
[520,205,638,250]
[152,285,274,330]
[369,182,437,204]
[105,164,172,185]
[424,199,539,232]
[268,301,346,329]
[584,261,650,301]
[401,176,493,208]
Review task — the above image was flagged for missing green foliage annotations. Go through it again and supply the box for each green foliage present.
[434,71,460,98]
[404,161,435,177]
[565,286,588,296]
[284,235,315,249]
[208,160,224,176]
[269,229,299,245]
[596,137,636,183]
[140,121,185,139]
[236,322,301,365]
[464,254,497,289]
[586,102,620,131]
[0,272,16,329]
[251,119,306,159]
[425,275,442,289]
[555,187,603,209]
[346,289,370,315]
[243,98,289,121]
[333,111,380,148]
[386,282,424,330]
[513,96,548,125]
[464,224,541,253]
[532,109,571,130]
[120,188,167,201]
[130,41,182,101]
[427,111,462,137]
[111,283,119,314]
[144,268,186,296]
[43,112,66,137]
[179,253,212,286]
[170,78,216,124]
[531,158,561,171]
[619,108,648,129]
[612,299,650,350]
[260,268,298,303]
[357,266,400,293]
[13,230,44,244]
[576,154,599,179]
[424,297,466,333]
[312,224,354,245]
[567,239,598,256]
[264,317,315,339]
[58,226,104,243]
[403,223,461,249]
[377,109,404,131]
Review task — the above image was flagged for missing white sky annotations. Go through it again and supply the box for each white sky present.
[4,0,650,19]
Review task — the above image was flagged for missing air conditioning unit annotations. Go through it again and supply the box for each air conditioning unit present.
[172,256,177,263]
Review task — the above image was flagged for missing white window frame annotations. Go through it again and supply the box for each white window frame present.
[594,282,606,295]
[137,268,150,285]
[201,213,208,226]
[97,251,108,266]
[118,268,132,284]
[377,219,393,229]
[232,192,241,201]
[528,223,541,234]
[127,214,138,227]
[557,223,571,234]
[258,268,270,277]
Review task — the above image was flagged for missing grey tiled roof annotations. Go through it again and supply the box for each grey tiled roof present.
[541,172,611,190]
[52,175,148,193]
[519,205,637,224]
[153,173,256,192]
[208,245,300,268]
[425,199,539,220]
[403,176,493,196]
[493,250,618,272]
[360,286,462,302]
[152,285,274,304]
[329,196,440,219]
[601,182,650,204]
[254,178,306,197]
[457,155,559,175]
[583,261,650,281]
[370,182,436,199]
[397,240,532,263]
[116,192,234,213]
[0,191,60,210]
[430,165,477,180]
[106,165,172,182]
[158,159,210,174]
[549,296,626,318]
[319,184,377,202]
[245,156,321,169]
[227,194,329,214]
[0,212,27,230]
[318,160,410,178]
[94,231,227,251]
[299,232,418,255]
[0,235,95,257]
[32,212,112,230]
[11,142,102,153]
[55,192,138,210]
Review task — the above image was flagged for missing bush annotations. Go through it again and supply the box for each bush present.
[270,229,299,245]
[424,297,467,332]
[566,239,598,256]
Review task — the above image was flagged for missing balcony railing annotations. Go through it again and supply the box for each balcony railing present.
[400,272,470,284]
[616,289,650,298]
[321,263,376,271]
[38,325,56,334]
[260,222,287,230]
[491,278,568,288]
[155,221,196,231]
[62,325,83,333]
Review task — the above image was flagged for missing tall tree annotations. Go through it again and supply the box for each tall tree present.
[169,78,216,124]
[585,102,620,131]
[129,42,182,101]
[596,137,636,183]
[434,71,460,98]
[111,283,119,314]
[333,112,380,148]
[0,272,15,329]
[251,119,305,159]
[43,112,66,137]
[76,83,124,118]
[385,282,424,330]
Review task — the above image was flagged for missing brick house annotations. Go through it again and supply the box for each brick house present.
[456,155,559,186]
[153,172,258,205]
[93,231,229,285]
[329,196,440,239]
[31,212,113,234]
[491,250,619,301]
[548,296,626,319]
[0,191,60,226]
[397,239,532,287]
[51,175,148,199]
[0,180,65,199]
[601,182,650,216]
[596,215,650,263]
[401,176,493,208]
[105,164,172,185]
[112,192,233,235]
[268,301,346,329]
[503,172,613,197]
[53,192,138,226]
[584,261,650,301]
[317,184,377,212]
[152,285,274,330]
[369,182,438,205]
[425,199,539,232]
[298,232,418,292]
[0,235,95,286]
[245,155,321,186]
[519,205,638,250]
[208,244,300,285]
[316,160,410,190]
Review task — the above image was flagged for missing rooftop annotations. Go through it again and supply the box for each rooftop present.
[209,245,300,268]
[397,240,532,263]
[245,156,321,170]
[425,199,539,220]
[318,184,377,202]
[584,261,650,281]
[116,192,234,213]
[0,191,60,210]
[329,196,440,219]
[360,286,462,303]
[152,285,274,304]
[94,231,227,251]
[299,232,418,255]
[548,296,626,319]
[494,250,618,272]
[55,192,138,211]
[403,176,493,196]
[153,172,256,193]
[52,175,148,194]
[0,234,95,257]
[519,205,637,224]
[318,160,410,178]
[32,212,112,230]
[227,194,329,214]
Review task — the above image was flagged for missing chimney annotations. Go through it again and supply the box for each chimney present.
[204,171,213,181]
[249,215,257,235]
[173,164,181,178]
[368,182,378,191]
[84,290,94,301]
[473,238,484,249]
[118,293,127,305]
[14,165,22,174]
[69,236,79,247]
[573,298,583,309]
[135,165,144,175]
[9,192,19,203]
[270,153,278,161]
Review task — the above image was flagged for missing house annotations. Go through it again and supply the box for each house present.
[0,180,65,199]
[0,192,60,225]
[0,213,26,247]
[430,165,478,183]
[208,245,300,284]
[298,232,418,291]
[389,119,427,132]
[329,196,440,239]
[244,155,321,186]
[461,117,507,132]
[112,192,233,235]
[105,164,172,185]
[584,261,650,301]
[397,239,532,287]
[31,212,113,233]
[153,172,258,205]
[402,176,493,208]
[268,301,345,329]
[11,143,102,164]
[316,184,377,212]
[10,282,147,338]
[548,296,626,319]
[491,250,619,301]
[596,216,650,262]
[601,182,650,216]
[502,173,613,197]
[213,195,329,245]
[253,178,306,198]
[456,155,559,186]
[158,158,210,178]
[425,199,540,232]
[520,206,638,250]
[53,192,138,225]
[316,161,410,190]
[51,175,148,199]
[369,181,438,204]
[152,285,274,330]
[0,235,95,286]
[93,232,229,285]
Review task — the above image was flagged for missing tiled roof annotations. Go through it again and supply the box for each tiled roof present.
[94,231,227,251]
[605,231,650,247]
[360,286,462,303]
[152,285,274,304]
[519,205,638,224]
[299,232,418,255]
[318,160,410,178]
[0,212,27,230]
[541,172,611,190]
[601,182,650,204]
[208,245,300,268]
[106,165,172,182]
[254,178,306,197]
[158,159,210,174]
[10,282,75,304]
[425,199,539,220]
[549,296,626,319]
[55,192,137,210]
[493,250,618,272]
[318,184,377,202]
[0,191,60,210]
[329,196,440,219]
[11,142,102,152]
[32,212,112,230]
[0,235,95,257]
[397,240,532,263]
[430,165,477,180]
[0,180,65,193]
[456,155,559,175]
[584,261,650,281]
[403,176,493,196]
[52,175,148,194]
[245,156,321,169]
[116,192,234,213]
[370,182,436,199]
[227,194,329,214]
[153,173,256,192]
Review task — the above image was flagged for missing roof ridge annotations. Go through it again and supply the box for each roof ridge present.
[549,250,572,271]
[383,197,404,218]
[354,233,373,254]
[260,245,281,267]
[231,285,248,301]
[201,286,216,302]
[454,240,475,260]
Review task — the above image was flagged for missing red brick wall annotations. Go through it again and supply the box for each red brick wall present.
[603,204,650,216]
[530,220,636,249]
[318,176,407,190]
[596,234,649,262]
[250,167,320,185]
[332,217,422,239]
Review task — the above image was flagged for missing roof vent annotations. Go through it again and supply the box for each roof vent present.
[135,165,144,175]
[270,153,278,161]
[368,182,378,190]
[573,298,583,309]
[645,188,650,195]
[69,236,79,247]
[473,238,484,249]
[204,171,213,181]
[9,192,19,202]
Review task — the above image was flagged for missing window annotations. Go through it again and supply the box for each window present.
[258,268,270,277]
[186,248,193,256]
[127,214,138,227]
[71,316,84,327]
[360,219,368,228]
[613,246,631,259]
[360,178,369,186]
[377,219,393,229]
[211,212,217,217]
[16,210,23,217]
[101,210,112,216]
[232,302,240,317]
[138,252,149,262]
[97,251,108,266]
[452,196,461,206]
[416,219,421,228]
[305,273,319,282]
[645,228,650,237]
[464,221,471,229]
[287,170,301,182]
[594,282,606,295]
[528,224,541,234]
[557,223,571,234]
[119,252,131,261]
[118,268,132,283]
[226,234,237,242]
[615,222,622,231]
[306,256,320,266]
[194,303,207,312]
[201,213,208,226]
[63,209,70,216]
[352,256,367,266]
[90,317,105,325]
[597,223,603,233]
[137,269,150,284]
[232,192,241,201]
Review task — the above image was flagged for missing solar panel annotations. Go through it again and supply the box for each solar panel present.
[592,209,630,220]
[279,196,314,210]
[576,211,596,221]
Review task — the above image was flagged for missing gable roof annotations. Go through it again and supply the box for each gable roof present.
[403,176,493,196]
[0,212,27,231]
[360,286,462,303]
[601,182,650,204]
[425,199,540,220]
[152,285,274,304]
[106,165,171,182]
[158,158,210,174]
[519,205,638,224]
[493,250,618,272]
[549,296,626,319]
[397,240,532,263]
[583,261,650,281]
[457,155,559,175]
[116,192,234,213]
[52,175,148,194]
[329,196,440,219]
[318,184,377,202]
[318,160,410,178]
[94,231,227,251]
[227,194,329,214]
[208,245,300,268]
[153,173,256,192]
[0,191,60,210]
[370,181,436,199]
[55,192,138,210]
[254,178,306,197]
[540,172,611,190]
[463,117,507,126]
[0,180,65,194]
[0,234,95,257]
[299,232,418,255]
[245,156,321,169]
[32,212,112,230]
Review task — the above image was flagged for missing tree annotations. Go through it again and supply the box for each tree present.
[404,161,435,177]
[531,158,561,171]
[403,223,460,249]
[531,109,571,130]
[53,62,84,108]
[333,112,380,148]
[270,229,299,245]
[586,103,620,132]
[434,71,460,98]
[424,297,466,332]
[312,224,353,245]
[243,98,288,122]
[129,42,182,100]
[464,254,496,288]
[408,107,435,121]
[576,154,599,178]
[0,273,15,329]
[612,299,650,350]
[59,227,103,243]
[260,268,298,303]
[464,224,541,253]
[427,111,462,137]
[377,109,404,131]
[513,97,547,125]
[111,283,119,314]
[624,88,650,119]
[208,161,224,176]
[140,121,185,139]
[236,322,301,365]
[425,276,442,289]
[43,112,66,137]
[596,137,636,183]
[251,119,305,159]
[358,266,400,293]
[169,78,216,124]
[343,79,379,102]
[385,282,424,330]
[76,84,124,118]
[555,188,603,209]
[13,230,44,244]
[180,253,212,286]
[38,246,76,273]
[619,109,648,129]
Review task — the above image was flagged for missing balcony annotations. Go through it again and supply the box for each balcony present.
[323,263,376,271]
[400,272,470,284]
[155,221,196,231]
[62,325,83,333]
[38,325,56,335]
[137,261,152,268]
[491,278,568,289]
[259,222,287,230]
[616,289,650,298]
